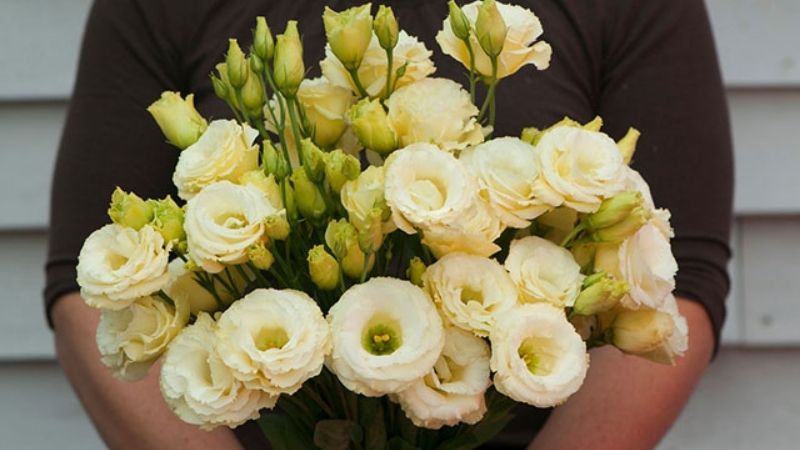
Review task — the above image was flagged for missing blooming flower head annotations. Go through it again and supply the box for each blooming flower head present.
[490,303,589,407]
[326,277,445,396]
[504,236,584,307]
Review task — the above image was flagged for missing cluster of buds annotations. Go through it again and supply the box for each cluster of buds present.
[107,188,187,253]
[586,191,651,244]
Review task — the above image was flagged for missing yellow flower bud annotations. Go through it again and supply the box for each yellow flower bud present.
[324,149,361,193]
[587,192,644,231]
[617,127,641,165]
[107,187,154,230]
[238,170,283,208]
[214,63,241,110]
[325,219,373,279]
[283,179,298,222]
[264,214,291,241]
[253,16,275,61]
[210,73,229,101]
[475,0,507,58]
[349,98,397,154]
[322,4,373,70]
[240,66,265,117]
[374,5,399,51]
[308,245,340,290]
[148,196,185,245]
[591,206,651,243]
[273,21,305,97]
[406,256,426,287]
[262,140,290,181]
[447,0,471,41]
[147,92,208,150]
[572,272,628,316]
[291,167,327,221]
[611,308,674,354]
[356,208,385,254]
[300,139,326,182]
[247,241,275,270]
[520,126,541,145]
[225,39,249,89]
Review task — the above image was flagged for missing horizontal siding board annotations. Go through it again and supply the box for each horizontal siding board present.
[0,0,799,101]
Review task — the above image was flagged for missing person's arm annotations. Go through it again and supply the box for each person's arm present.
[528,298,713,450]
[53,293,243,450]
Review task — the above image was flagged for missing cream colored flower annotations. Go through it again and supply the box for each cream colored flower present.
[594,223,677,309]
[423,253,518,337]
[163,258,244,314]
[77,224,170,310]
[460,137,547,228]
[386,77,483,152]
[297,77,356,149]
[326,277,445,396]
[436,1,552,79]
[184,181,280,273]
[340,166,394,233]
[321,31,435,98]
[504,236,583,307]
[384,143,478,234]
[173,120,259,200]
[616,294,688,365]
[532,125,626,213]
[622,166,673,238]
[96,294,189,381]
[421,198,505,258]
[216,289,330,395]
[160,314,277,429]
[392,327,490,429]
[490,303,589,407]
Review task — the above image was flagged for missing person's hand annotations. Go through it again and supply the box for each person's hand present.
[52,292,244,450]
[527,298,714,450]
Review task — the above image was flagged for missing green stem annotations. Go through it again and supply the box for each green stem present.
[155,289,176,308]
[560,222,587,248]
[286,97,305,162]
[383,48,394,99]
[303,384,337,418]
[348,67,370,98]
[465,42,478,104]
[359,251,373,283]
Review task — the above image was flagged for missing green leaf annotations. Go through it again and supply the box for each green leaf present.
[314,419,363,450]
[258,412,317,450]
[359,396,387,450]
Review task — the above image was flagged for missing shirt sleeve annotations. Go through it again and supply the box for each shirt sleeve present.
[597,0,734,352]
[44,0,185,327]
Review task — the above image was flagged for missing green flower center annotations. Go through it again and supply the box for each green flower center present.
[107,253,129,270]
[518,337,556,376]
[217,212,248,229]
[460,286,484,305]
[362,319,402,356]
[254,326,289,351]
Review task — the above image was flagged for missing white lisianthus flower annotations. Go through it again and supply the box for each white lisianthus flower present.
[321,31,436,98]
[490,303,589,407]
[77,224,170,310]
[326,277,445,396]
[184,181,279,273]
[96,294,190,381]
[532,125,626,213]
[392,327,491,429]
[460,137,547,228]
[340,166,395,233]
[173,119,259,200]
[384,143,478,234]
[504,236,584,307]
[423,253,518,337]
[216,289,330,396]
[163,259,221,314]
[595,223,677,309]
[436,1,552,79]
[160,314,277,430]
[296,77,356,149]
[385,78,484,152]
[630,294,688,365]
[421,198,505,258]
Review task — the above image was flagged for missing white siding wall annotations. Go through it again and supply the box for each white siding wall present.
[1,0,798,448]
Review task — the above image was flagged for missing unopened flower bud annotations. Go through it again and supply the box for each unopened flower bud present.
[282,179,298,222]
[587,192,644,231]
[325,219,372,279]
[264,214,291,241]
[300,139,326,182]
[572,272,628,316]
[349,98,397,154]
[406,256,426,287]
[249,53,264,75]
[248,241,275,270]
[253,16,275,61]
[308,245,340,290]
[374,5,399,51]
[273,21,304,97]
[241,67,266,118]
[226,39,249,89]
[324,149,361,193]
[262,140,290,181]
[617,127,641,165]
[475,0,507,58]
[291,167,327,221]
[447,0,471,41]
[323,4,373,70]
[356,208,385,254]
[520,126,541,145]
[611,308,674,354]
[210,74,229,102]
[147,92,208,150]
[148,196,185,245]
[591,206,651,243]
[582,116,603,132]
[239,170,283,208]
[107,187,154,230]
[214,63,241,110]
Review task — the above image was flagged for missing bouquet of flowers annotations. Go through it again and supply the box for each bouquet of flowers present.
[75,1,687,448]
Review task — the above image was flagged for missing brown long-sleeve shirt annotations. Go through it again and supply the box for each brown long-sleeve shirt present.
[45,0,733,448]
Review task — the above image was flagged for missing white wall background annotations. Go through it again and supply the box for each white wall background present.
[0,0,798,448]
